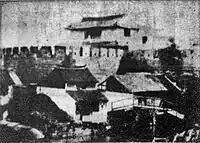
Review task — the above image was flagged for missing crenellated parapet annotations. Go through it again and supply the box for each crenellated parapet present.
[1,45,68,59]
[1,43,127,60]
[1,43,200,72]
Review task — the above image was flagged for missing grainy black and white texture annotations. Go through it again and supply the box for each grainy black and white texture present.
[1,0,200,142]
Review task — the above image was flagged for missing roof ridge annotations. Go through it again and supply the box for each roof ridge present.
[115,72,153,76]
[55,67,87,70]
[81,14,125,22]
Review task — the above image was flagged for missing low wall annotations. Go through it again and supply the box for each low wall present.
[0,120,44,142]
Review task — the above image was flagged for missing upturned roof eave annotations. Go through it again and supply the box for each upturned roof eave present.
[65,25,117,31]
[65,24,139,31]
[81,14,125,22]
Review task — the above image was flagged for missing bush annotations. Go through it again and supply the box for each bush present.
[158,38,183,75]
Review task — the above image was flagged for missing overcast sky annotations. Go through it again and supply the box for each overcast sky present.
[0,1,199,48]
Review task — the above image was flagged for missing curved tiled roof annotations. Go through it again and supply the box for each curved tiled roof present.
[81,14,125,22]
[66,14,140,31]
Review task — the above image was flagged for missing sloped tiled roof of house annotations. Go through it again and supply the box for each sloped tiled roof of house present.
[39,67,98,88]
[6,57,60,85]
[56,67,98,83]
[17,65,55,85]
[113,72,168,92]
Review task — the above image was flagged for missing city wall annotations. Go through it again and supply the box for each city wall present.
[1,44,200,71]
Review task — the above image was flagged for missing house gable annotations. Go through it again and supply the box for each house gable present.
[104,76,130,93]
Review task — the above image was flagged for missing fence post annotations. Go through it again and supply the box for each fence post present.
[152,109,156,137]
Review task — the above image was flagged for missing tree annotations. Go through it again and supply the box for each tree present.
[184,77,200,127]
[158,37,183,75]
[61,52,76,68]
[15,56,37,84]
[117,50,154,74]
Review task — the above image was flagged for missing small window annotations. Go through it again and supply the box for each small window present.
[142,36,148,44]
[147,99,153,106]
[80,47,83,56]
[89,50,92,57]
[101,84,106,90]
[99,50,101,57]
[84,28,101,39]
[138,98,146,106]
[101,104,104,109]
[124,28,131,37]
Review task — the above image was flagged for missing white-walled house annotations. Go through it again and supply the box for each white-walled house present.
[39,67,98,89]
[98,72,184,119]
[36,86,108,123]
[36,67,108,123]
[67,89,108,123]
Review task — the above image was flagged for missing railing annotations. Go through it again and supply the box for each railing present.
[111,97,184,119]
